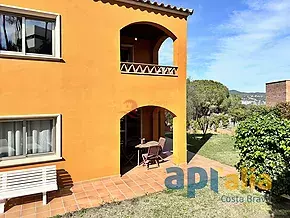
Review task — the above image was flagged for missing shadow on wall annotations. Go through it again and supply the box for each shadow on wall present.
[93,0,188,19]
[57,169,73,190]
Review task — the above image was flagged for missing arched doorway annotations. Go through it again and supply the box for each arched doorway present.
[120,106,176,175]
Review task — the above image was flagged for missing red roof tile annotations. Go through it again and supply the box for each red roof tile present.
[118,0,194,16]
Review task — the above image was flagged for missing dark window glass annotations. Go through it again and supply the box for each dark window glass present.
[26,19,53,55]
[0,14,22,52]
[121,46,133,62]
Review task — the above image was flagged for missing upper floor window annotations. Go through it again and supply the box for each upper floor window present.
[0,4,61,59]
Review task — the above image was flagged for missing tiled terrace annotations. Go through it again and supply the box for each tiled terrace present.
[1,154,237,218]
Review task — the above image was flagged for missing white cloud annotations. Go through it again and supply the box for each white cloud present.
[201,0,290,92]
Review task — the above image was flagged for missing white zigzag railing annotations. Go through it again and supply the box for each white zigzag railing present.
[120,62,178,76]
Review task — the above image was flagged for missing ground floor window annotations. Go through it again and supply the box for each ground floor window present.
[0,114,61,166]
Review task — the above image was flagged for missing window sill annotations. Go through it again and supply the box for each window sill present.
[0,155,63,168]
[0,53,63,62]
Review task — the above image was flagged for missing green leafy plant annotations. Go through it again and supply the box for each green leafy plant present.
[235,112,290,195]
[273,102,290,120]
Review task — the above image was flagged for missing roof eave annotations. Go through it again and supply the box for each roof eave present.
[116,0,194,17]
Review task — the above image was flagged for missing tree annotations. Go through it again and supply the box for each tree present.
[187,80,229,134]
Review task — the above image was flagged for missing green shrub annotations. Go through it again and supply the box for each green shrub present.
[273,102,290,120]
[235,112,290,195]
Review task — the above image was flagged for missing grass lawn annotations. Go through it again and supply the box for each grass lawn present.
[58,179,290,218]
[190,133,239,167]
[166,132,240,167]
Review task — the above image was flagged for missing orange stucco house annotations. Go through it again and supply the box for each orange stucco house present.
[0,0,193,183]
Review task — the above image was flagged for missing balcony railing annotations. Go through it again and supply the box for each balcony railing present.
[120,62,178,76]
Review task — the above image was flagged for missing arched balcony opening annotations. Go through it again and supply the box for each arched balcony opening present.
[120,22,178,76]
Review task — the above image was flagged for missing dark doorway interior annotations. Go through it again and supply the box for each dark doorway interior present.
[121,45,134,62]
[120,109,141,175]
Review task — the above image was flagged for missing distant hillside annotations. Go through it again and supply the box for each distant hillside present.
[230,90,266,105]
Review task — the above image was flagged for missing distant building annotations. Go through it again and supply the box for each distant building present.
[266,80,290,106]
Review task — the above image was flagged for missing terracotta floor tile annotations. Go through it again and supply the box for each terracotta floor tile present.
[61,195,75,201]
[105,185,118,191]
[110,190,123,195]
[92,181,103,188]
[121,188,134,194]
[22,202,36,211]
[95,185,106,192]
[71,185,84,193]
[22,214,36,218]
[34,202,44,208]
[21,208,36,216]
[5,211,21,218]
[145,188,156,194]
[133,191,146,197]
[122,179,133,184]
[113,180,125,186]
[152,185,164,192]
[84,190,99,198]
[97,191,110,197]
[63,199,77,208]
[130,185,143,191]
[83,184,95,192]
[103,181,115,187]
[111,177,122,182]
[135,180,147,186]
[100,196,113,203]
[126,183,139,189]
[125,180,137,185]
[49,201,64,210]
[90,200,102,207]
[49,197,62,204]
[140,184,152,190]
[101,178,112,183]
[113,194,126,201]
[35,211,51,218]
[64,204,79,213]
[51,208,66,216]
[6,205,22,214]
[74,192,87,200]
[78,203,92,210]
[35,205,50,213]
[76,198,90,205]
[123,191,136,199]
[119,184,131,189]
[88,195,102,201]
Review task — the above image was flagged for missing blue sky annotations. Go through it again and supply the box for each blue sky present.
[159,0,290,92]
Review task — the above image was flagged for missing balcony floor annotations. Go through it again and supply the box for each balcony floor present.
[1,153,237,218]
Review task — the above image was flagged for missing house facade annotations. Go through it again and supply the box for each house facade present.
[266,80,290,106]
[0,0,192,183]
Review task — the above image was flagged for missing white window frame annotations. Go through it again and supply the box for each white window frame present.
[0,114,62,167]
[0,4,61,60]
